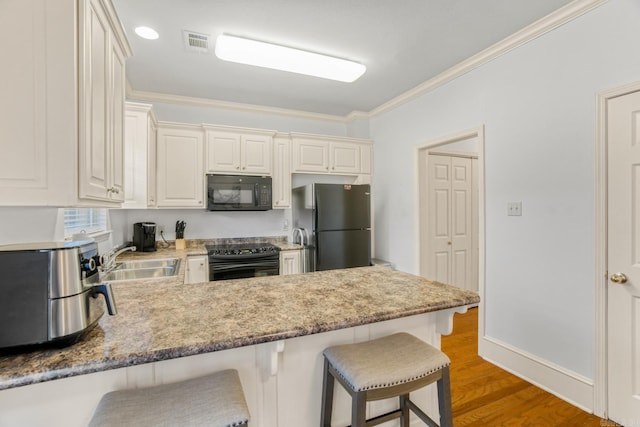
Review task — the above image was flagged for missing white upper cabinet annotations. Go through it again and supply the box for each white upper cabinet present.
[205,127,274,175]
[156,124,205,208]
[272,134,292,209]
[122,102,157,208]
[0,0,131,206]
[291,134,373,176]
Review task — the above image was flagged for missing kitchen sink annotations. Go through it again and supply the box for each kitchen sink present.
[113,258,180,270]
[101,258,181,282]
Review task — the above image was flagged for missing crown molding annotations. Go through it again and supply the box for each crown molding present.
[368,0,608,117]
[125,0,607,123]
[127,89,349,123]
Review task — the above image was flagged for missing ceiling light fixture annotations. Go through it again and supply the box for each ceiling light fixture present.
[134,26,159,40]
[215,34,366,83]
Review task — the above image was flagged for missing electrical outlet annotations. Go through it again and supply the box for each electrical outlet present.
[159,225,164,234]
[507,201,522,216]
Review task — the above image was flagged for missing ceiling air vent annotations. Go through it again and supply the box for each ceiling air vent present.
[183,30,211,53]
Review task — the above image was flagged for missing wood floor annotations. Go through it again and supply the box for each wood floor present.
[440,308,615,426]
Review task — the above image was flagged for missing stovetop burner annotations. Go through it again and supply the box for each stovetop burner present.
[206,243,280,256]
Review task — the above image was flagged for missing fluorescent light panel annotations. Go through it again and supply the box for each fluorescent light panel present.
[215,34,366,83]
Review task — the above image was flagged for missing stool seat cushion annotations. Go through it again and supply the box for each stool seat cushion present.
[88,369,249,427]
[323,332,450,392]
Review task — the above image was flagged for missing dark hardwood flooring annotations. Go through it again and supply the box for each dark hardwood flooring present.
[440,308,616,426]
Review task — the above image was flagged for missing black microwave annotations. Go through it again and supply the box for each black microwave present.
[206,174,272,211]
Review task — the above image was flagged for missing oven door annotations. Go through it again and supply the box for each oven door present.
[209,253,279,281]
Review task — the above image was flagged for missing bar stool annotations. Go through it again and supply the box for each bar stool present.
[88,369,250,427]
[321,332,453,427]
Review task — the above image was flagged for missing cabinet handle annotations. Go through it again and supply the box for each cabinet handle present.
[236,166,240,170]
[199,201,203,204]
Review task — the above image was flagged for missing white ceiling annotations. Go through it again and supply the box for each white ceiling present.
[112,0,574,117]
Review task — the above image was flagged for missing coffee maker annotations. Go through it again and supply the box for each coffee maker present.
[133,222,157,252]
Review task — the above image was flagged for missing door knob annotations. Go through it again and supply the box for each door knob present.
[610,272,628,284]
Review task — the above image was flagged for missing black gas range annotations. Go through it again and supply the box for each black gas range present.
[205,243,280,281]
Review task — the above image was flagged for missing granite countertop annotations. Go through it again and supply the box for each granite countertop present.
[0,244,479,391]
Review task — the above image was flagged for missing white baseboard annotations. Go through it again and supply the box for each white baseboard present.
[479,335,594,413]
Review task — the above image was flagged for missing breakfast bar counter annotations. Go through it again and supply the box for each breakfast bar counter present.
[0,263,478,426]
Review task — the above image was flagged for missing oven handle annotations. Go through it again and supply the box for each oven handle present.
[208,253,279,260]
[254,183,258,207]
[210,261,279,271]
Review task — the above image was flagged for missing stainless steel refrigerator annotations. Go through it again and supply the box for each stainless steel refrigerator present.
[292,183,371,272]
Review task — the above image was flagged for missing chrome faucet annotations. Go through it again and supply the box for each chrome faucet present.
[292,228,308,246]
[101,245,136,270]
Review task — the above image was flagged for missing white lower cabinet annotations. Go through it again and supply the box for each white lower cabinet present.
[185,255,208,284]
[0,311,456,427]
[156,124,205,208]
[280,250,301,275]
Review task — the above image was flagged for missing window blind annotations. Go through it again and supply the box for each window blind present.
[63,208,108,237]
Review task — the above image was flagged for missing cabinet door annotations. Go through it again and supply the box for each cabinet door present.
[157,128,204,207]
[108,34,126,202]
[242,135,272,174]
[330,142,360,174]
[0,0,50,204]
[293,139,329,173]
[206,131,241,173]
[185,256,208,283]
[147,119,157,207]
[78,0,110,201]
[272,137,291,208]
[280,250,300,275]
[123,104,152,208]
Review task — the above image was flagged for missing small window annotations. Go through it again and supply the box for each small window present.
[63,208,108,238]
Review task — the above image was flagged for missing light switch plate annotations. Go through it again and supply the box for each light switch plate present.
[507,201,522,216]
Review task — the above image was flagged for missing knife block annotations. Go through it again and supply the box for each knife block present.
[175,239,186,250]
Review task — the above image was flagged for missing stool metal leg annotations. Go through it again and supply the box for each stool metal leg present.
[352,391,367,427]
[437,366,453,427]
[320,358,335,427]
[399,394,410,427]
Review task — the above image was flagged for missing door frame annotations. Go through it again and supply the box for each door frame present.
[415,125,485,328]
[594,80,640,418]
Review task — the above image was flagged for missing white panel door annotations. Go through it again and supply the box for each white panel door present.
[427,154,474,290]
[450,156,472,290]
[427,155,451,284]
[607,90,640,424]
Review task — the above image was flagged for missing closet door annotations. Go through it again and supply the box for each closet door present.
[426,154,473,290]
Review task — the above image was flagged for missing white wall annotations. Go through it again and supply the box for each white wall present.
[0,207,64,245]
[110,209,290,243]
[370,0,640,381]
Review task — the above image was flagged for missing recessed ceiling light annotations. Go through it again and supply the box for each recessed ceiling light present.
[215,34,366,83]
[135,26,159,40]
